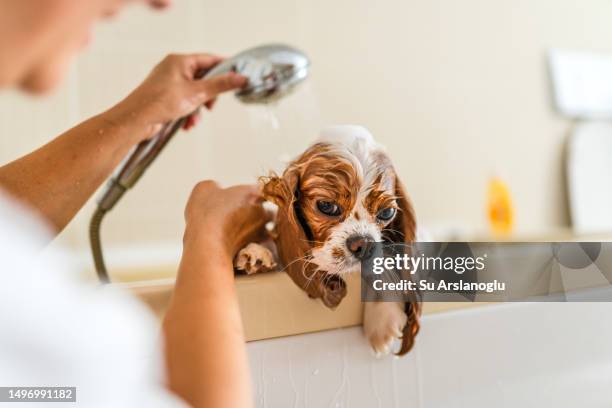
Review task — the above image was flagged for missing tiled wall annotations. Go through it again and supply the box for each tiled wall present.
[2,0,612,275]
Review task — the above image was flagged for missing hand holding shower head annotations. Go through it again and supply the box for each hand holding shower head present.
[90,44,310,282]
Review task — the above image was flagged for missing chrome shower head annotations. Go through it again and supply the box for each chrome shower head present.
[205,44,310,104]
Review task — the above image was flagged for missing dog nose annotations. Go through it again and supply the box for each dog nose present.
[346,235,373,259]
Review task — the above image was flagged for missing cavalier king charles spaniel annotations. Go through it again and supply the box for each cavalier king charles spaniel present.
[234,125,420,357]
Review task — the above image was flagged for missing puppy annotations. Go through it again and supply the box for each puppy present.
[235,125,420,356]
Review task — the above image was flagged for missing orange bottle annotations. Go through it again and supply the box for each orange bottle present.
[487,177,514,237]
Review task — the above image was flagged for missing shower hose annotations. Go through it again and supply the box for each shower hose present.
[89,116,188,284]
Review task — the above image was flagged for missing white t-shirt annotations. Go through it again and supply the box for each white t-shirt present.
[0,190,184,407]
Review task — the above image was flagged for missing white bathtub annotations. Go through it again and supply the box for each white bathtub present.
[247,303,612,407]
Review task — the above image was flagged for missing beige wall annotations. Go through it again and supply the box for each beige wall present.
[2,0,612,265]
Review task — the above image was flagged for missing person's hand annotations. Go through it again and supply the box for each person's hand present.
[168,180,260,408]
[184,181,271,258]
[107,53,247,139]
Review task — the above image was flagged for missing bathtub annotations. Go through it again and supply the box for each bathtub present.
[247,302,612,407]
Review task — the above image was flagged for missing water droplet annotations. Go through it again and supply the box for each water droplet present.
[312,369,319,376]
[268,109,280,130]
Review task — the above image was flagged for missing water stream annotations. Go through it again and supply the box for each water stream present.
[244,82,324,169]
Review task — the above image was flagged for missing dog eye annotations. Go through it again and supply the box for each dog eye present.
[376,207,397,221]
[316,200,342,217]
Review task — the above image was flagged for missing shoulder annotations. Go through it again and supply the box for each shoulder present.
[0,190,180,405]
[0,189,52,251]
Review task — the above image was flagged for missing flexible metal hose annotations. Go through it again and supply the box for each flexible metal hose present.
[89,207,109,283]
[89,119,184,284]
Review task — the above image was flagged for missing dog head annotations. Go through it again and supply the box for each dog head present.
[264,126,420,355]
[263,126,416,295]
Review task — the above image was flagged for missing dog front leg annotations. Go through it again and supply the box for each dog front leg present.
[234,242,278,275]
[363,301,408,357]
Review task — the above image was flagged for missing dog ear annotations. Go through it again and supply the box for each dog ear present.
[397,300,421,355]
[261,167,347,308]
[261,169,298,209]
[261,167,302,244]
[389,174,421,356]
[388,175,416,244]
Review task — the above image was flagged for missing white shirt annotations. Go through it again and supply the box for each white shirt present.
[0,190,184,407]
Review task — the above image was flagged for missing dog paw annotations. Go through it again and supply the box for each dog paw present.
[234,243,277,275]
[363,302,407,357]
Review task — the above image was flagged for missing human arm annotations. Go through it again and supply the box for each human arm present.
[163,182,269,408]
[0,54,246,234]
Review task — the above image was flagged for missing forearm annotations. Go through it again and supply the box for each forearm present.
[163,231,253,408]
[0,106,155,233]
[0,53,246,236]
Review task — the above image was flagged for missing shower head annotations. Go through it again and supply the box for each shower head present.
[205,44,310,104]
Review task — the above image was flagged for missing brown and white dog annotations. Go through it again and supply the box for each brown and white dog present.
[235,125,420,356]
